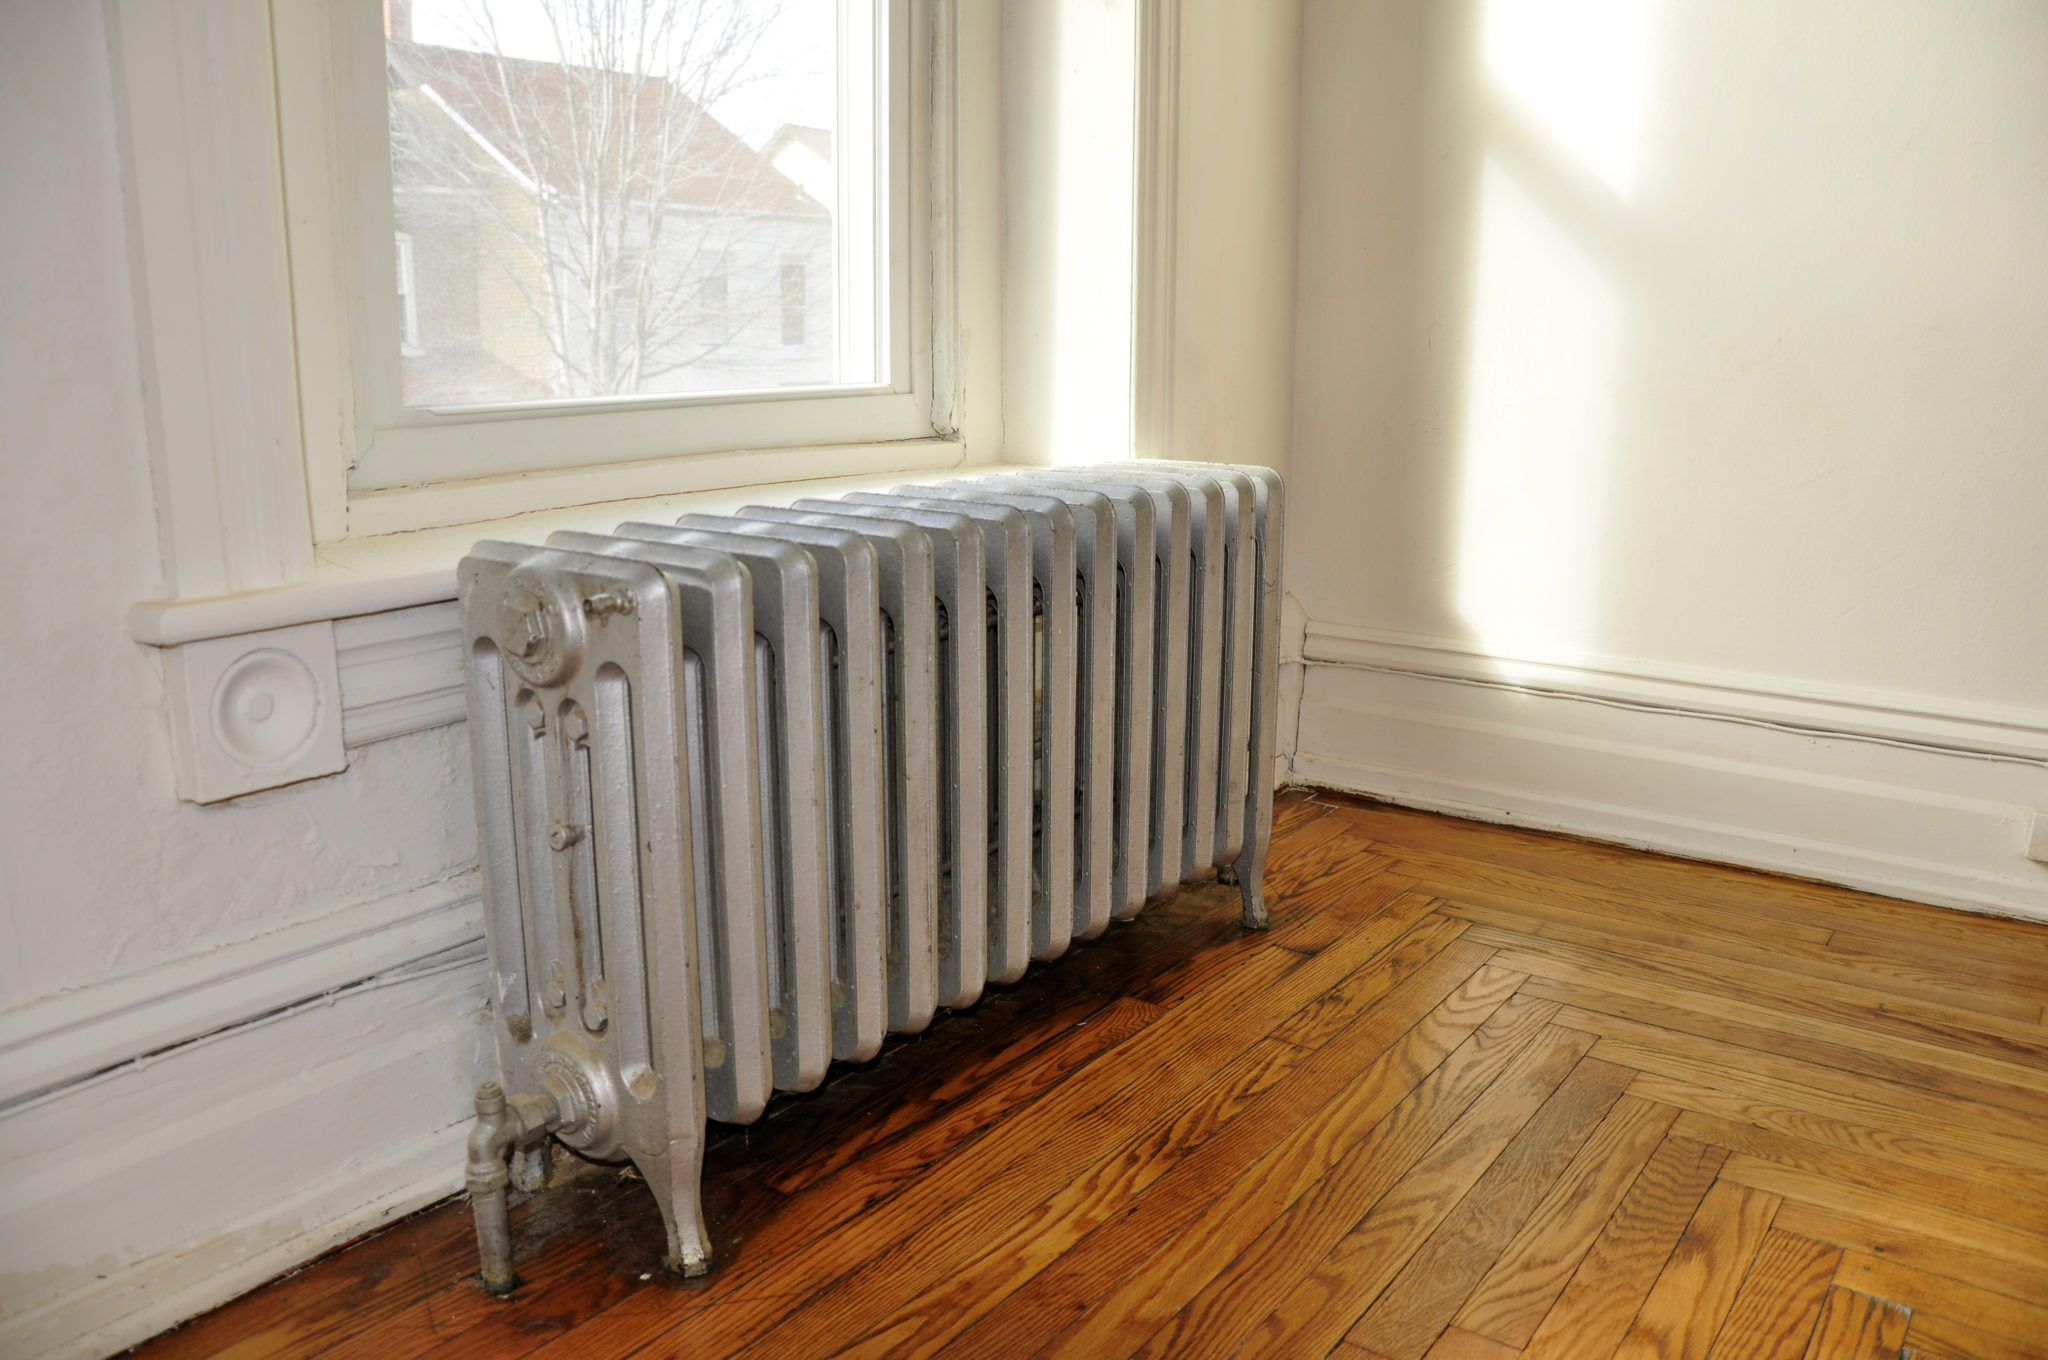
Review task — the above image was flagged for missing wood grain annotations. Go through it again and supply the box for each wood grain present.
[1798,1287,1908,1359]
[1452,1097,1681,1347]
[1348,1056,1635,1360]
[1833,1250,2048,1350]
[1517,1136,1729,1360]
[1702,1230,1840,1360]
[125,796,2048,1360]
[1902,1309,2048,1360]
[1610,1180,1780,1360]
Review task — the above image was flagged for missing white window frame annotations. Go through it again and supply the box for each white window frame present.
[273,0,953,541]
[392,230,421,356]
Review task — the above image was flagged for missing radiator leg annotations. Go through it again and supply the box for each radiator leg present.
[1233,846,1269,930]
[641,1135,714,1278]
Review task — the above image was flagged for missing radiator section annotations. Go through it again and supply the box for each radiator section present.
[458,465,1284,1289]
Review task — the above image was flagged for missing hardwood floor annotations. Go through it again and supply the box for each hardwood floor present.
[132,792,2048,1359]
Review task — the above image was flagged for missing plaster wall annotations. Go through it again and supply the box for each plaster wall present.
[0,8,489,1354]
[0,2,477,1015]
[1289,0,2048,705]
[1286,0,2048,917]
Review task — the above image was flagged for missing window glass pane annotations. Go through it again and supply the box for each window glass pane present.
[387,0,869,409]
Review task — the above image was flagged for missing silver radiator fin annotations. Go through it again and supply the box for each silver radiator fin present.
[458,465,1284,1291]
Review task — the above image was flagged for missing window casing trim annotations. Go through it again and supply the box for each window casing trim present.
[274,0,953,541]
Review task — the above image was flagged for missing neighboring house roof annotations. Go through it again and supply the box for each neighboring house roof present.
[764,123,832,162]
[387,39,826,217]
[763,123,835,214]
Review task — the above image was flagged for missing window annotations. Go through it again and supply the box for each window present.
[781,257,807,346]
[277,0,944,537]
[393,232,422,355]
[697,271,731,347]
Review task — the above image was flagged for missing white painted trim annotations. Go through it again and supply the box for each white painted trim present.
[1293,651,2048,922]
[342,436,978,537]
[108,0,315,597]
[0,874,481,1107]
[336,603,466,746]
[1132,0,1181,461]
[12,1124,467,1360]
[1306,621,2048,764]
[125,453,1002,648]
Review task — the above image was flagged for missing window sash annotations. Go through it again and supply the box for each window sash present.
[279,0,933,525]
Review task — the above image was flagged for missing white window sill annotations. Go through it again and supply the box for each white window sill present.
[129,446,1034,796]
[128,444,1001,647]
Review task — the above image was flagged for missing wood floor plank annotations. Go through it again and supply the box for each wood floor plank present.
[1517,1136,1730,1360]
[1772,1200,2048,1308]
[1902,1309,2048,1360]
[934,937,1509,1360]
[511,927,1324,1360]
[1717,1155,2048,1274]
[1423,1328,1524,1360]
[814,1034,1311,1360]
[1270,897,1447,1050]
[1277,880,1428,956]
[767,942,1515,1360]
[1362,838,1834,950]
[1834,1251,2048,1350]
[1825,930,2048,1011]
[1798,1287,1908,1360]
[1669,1109,2048,1235]
[128,799,2048,1360]
[1348,1057,1636,1360]
[1323,798,2047,964]
[1484,908,2048,1048]
[1563,1014,2048,1174]
[1166,1022,1592,1360]
[1490,935,2048,1116]
[1450,1097,1682,1347]
[1609,1180,1781,1360]
[1632,1072,2048,1204]
[1029,975,1541,1360]
[1702,1230,1840,1360]
[1434,892,2044,1025]
[763,995,1162,1193]
[704,931,1499,1360]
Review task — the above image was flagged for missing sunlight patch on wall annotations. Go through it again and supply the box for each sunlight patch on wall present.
[1483,0,1654,198]
[1043,0,1137,463]
[1454,158,1623,657]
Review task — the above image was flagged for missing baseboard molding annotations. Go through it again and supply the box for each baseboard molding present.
[0,955,490,1360]
[0,872,483,1107]
[1306,622,2048,762]
[1294,648,2048,923]
[11,1124,468,1360]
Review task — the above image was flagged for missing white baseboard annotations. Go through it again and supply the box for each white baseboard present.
[0,903,492,1360]
[1295,627,2048,922]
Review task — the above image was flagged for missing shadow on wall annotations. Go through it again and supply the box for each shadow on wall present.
[1451,0,1657,664]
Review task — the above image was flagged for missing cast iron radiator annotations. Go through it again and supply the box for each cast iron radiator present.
[457,464,1284,1291]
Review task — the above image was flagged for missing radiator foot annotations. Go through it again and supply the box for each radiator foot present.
[1233,854,1269,930]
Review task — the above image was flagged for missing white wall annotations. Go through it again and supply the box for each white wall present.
[0,7,492,1356]
[0,3,1307,1355]
[1168,0,1302,481]
[1287,0,2048,917]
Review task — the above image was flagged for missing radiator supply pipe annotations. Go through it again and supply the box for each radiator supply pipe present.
[465,1080,562,1295]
